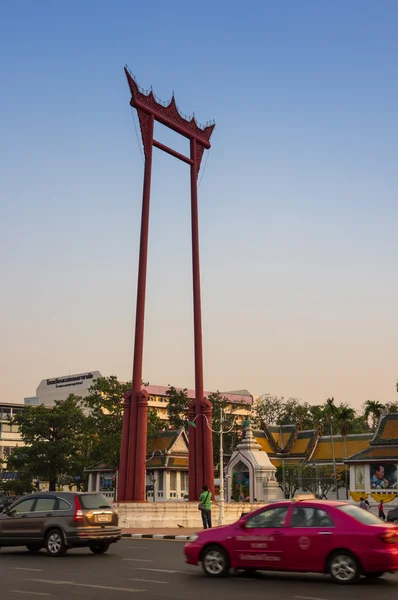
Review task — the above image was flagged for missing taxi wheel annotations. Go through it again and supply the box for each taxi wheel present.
[45,529,67,557]
[364,572,385,579]
[329,551,360,584]
[202,545,230,578]
[90,543,110,555]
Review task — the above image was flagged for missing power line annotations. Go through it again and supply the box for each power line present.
[198,148,210,188]
[130,107,144,163]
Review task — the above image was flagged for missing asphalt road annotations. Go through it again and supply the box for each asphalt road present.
[0,538,397,599]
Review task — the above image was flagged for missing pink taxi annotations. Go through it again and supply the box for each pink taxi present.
[184,496,398,584]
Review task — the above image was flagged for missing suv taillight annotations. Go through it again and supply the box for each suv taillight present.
[379,531,398,544]
[73,496,84,522]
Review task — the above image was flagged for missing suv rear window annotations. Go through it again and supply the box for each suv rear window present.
[338,504,384,525]
[79,494,112,510]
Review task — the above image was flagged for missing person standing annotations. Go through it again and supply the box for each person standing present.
[359,497,367,510]
[378,499,386,521]
[199,485,213,529]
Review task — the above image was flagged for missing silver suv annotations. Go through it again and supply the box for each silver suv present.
[0,491,121,556]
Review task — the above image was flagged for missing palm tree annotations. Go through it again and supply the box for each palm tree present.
[326,397,339,500]
[337,404,356,499]
[364,400,386,432]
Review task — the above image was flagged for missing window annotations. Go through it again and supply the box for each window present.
[10,498,36,514]
[58,499,71,511]
[3,447,16,457]
[170,472,177,491]
[35,498,57,512]
[181,472,189,491]
[246,506,288,529]
[2,424,19,433]
[338,504,384,525]
[290,507,334,528]
[79,494,111,510]
[1,408,11,421]
[157,472,164,491]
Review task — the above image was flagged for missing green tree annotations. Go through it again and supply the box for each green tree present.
[336,403,356,498]
[166,386,189,429]
[364,400,386,432]
[252,394,287,427]
[276,464,300,499]
[82,376,163,467]
[385,401,398,414]
[8,396,90,491]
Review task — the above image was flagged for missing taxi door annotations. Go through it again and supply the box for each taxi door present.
[233,505,289,570]
[284,505,336,572]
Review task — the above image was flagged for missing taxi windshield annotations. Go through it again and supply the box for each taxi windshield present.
[337,504,385,525]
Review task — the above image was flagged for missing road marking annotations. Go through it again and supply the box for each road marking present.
[123,558,153,562]
[128,546,149,549]
[129,578,169,584]
[12,568,43,572]
[11,593,50,597]
[132,567,186,574]
[295,597,327,600]
[27,580,145,593]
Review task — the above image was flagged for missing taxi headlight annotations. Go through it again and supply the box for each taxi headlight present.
[189,534,199,542]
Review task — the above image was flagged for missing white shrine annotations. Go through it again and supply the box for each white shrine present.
[226,423,280,503]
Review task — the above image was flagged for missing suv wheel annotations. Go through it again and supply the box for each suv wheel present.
[90,543,110,555]
[45,529,67,557]
[329,551,360,584]
[202,545,230,578]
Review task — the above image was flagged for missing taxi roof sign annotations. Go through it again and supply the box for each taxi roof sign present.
[294,494,316,502]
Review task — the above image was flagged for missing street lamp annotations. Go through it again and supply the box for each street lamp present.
[188,408,236,526]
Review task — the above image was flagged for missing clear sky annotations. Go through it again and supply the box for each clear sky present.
[2,1,397,408]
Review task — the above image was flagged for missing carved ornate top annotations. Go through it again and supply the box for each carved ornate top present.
[125,66,215,148]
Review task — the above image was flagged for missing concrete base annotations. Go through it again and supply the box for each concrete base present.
[114,502,261,529]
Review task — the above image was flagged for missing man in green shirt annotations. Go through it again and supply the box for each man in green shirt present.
[199,484,213,529]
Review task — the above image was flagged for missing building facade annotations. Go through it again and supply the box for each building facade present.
[0,403,25,469]
[35,371,102,406]
[144,385,253,424]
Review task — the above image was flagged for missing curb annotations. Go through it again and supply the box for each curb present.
[122,533,192,541]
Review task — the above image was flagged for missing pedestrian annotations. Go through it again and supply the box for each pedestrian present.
[364,499,370,511]
[198,485,213,529]
[378,499,386,521]
[359,497,367,510]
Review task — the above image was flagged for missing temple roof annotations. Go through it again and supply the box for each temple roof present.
[146,428,189,470]
[371,413,398,445]
[345,446,398,462]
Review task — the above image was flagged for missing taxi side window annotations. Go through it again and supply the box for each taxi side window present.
[291,507,334,528]
[245,506,288,529]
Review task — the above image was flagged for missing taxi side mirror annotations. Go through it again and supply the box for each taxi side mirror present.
[238,518,246,529]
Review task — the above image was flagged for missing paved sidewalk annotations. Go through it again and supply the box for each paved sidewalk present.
[122,527,200,540]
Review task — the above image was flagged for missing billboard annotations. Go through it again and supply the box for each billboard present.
[370,463,397,490]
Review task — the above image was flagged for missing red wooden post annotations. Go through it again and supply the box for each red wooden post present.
[202,401,214,494]
[125,113,154,502]
[187,402,197,501]
[117,391,131,501]
[135,390,149,500]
